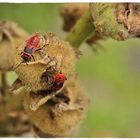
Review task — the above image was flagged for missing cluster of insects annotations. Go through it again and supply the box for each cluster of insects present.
[18,33,67,93]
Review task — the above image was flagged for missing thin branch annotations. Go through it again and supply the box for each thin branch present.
[1,72,7,97]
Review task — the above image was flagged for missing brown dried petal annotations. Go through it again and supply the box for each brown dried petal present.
[116,3,140,37]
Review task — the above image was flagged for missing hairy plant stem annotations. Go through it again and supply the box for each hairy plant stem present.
[65,11,95,48]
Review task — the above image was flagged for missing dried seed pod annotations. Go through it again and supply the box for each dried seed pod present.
[90,3,129,40]
[116,3,140,37]
[90,3,140,40]
[23,78,89,137]
[15,32,76,91]
[0,20,29,71]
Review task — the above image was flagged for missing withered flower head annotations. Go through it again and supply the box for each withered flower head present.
[90,3,140,40]
[23,78,89,137]
[116,3,140,37]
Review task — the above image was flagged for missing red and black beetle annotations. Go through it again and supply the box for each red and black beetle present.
[20,33,41,63]
[41,59,67,93]
[51,73,67,92]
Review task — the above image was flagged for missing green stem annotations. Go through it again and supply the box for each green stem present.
[65,11,95,48]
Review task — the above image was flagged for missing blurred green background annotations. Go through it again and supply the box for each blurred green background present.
[0,3,140,138]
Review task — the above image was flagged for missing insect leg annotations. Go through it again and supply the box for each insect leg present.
[18,52,23,55]
[31,55,36,61]
[35,45,46,52]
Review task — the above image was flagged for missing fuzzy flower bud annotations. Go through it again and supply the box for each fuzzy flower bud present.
[14,32,76,91]
[23,78,89,137]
